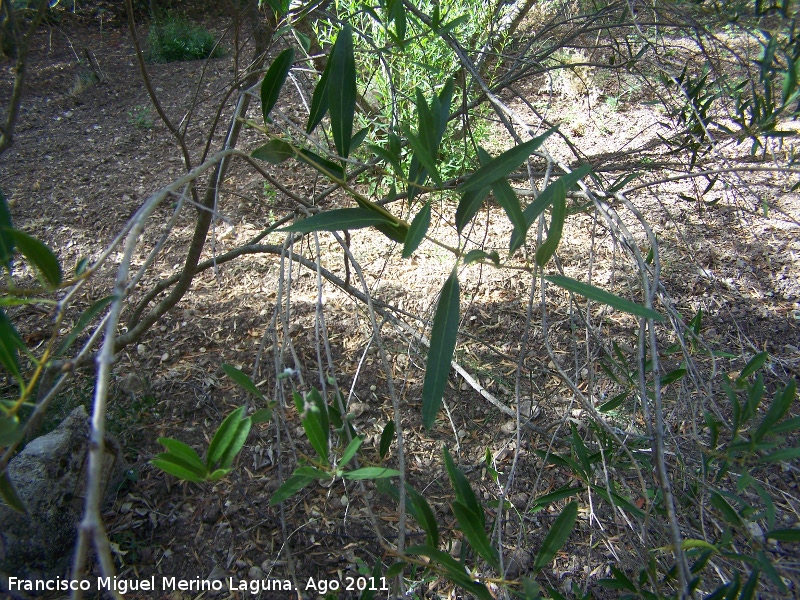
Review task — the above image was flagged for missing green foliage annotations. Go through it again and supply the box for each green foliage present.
[151,366,272,483]
[146,13,223,63]
[269,386,400,506]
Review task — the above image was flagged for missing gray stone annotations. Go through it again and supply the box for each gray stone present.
[0,406,127,597]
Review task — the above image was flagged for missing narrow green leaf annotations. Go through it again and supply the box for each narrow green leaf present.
[607,171,642,194]
[217,418,252,469]
[0,413,20,446]
[0,191,14,272]
[533,501,578,570]
[54,295,114,358]
[367,143,403,178]
[222,364,265,400]
[754,379,796,441]
[490,179,526,254]
[544,275,665,322]
[207,406,247,470]
[421,272,460,429]
[710,492,744,527]
[151,455,207,482]
[660,368,687,386]
[207,468,232,481]
[280,208,393,234]
[156,438,205,469]
[406,129,442,187]
[455,186,490,234]
[343,467,401,480]
[296,148,345,180]
[402,201,430,258]
[460,129,555,193]
[251,139,294,164]
[339,435,363,470]
[250,408,272,424]
[0,470,26,513]
[530,485,584,513]
[768,415,800,435]
[739,352,768,381]
[270,472,316,505]
[757,447,800,463]
[443,445,483,526]
[389,0,406,43]
[598,392,627,413]
[262,0,289,16]
[295,465,331,479]
[739,567,760,600]
[535,178,566,266]
[351,127,369,150]
[462,249,500,266]
[8,229,62,286]
[0,308,25,383]
[298,388,329,464]
[405,546,494,600]
[385,562,406,578]
[261,48,294,125]
[379,420,395,459]
[328,25,356,158]
[766,528,800,542]
[406,484,439,548]
[452,501,499,569]
[513,164,592,253]
[306,54,331,134]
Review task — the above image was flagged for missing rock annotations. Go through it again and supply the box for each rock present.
[0,407,127,597]
[504,548,533,579]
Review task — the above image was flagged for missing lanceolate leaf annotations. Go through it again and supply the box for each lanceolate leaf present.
[406,129,442,187]
[443,445,484,526]
[306,55,332,134]
[535,178,566,266]
[367,143,403,178]
[270,471,316,505]
[379,420,395,459]
[222,363,266,401]
[156,438,205,469]
[452,501,499,569]
[338,435,363,469]
[0,308,24,383]
[328,25,356,158]
[299,388,330,464]
[251,140,294,164]
[406,484,439,547]
[54,295,114,358]
[460,129,555,193]
[402,200,431,258]
[261,48,294,125]
[8,229,62,287]
[151,455,207,482]
[0,191,15,272]
[280,208,393,234]
[0,470,26,513]
[207,406,247,469]
[296,148,345,180]
[492,178,526,253]
[544,275,665,322]
[512,164,592,253]
[405,546,494,600]
[533,501,578,570]
[422,271,460,429]
[217,419,252,469]
[343,467,401,480]
[455,186,490,234]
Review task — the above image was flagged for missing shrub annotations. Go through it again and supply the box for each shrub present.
[146,13,222,63]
